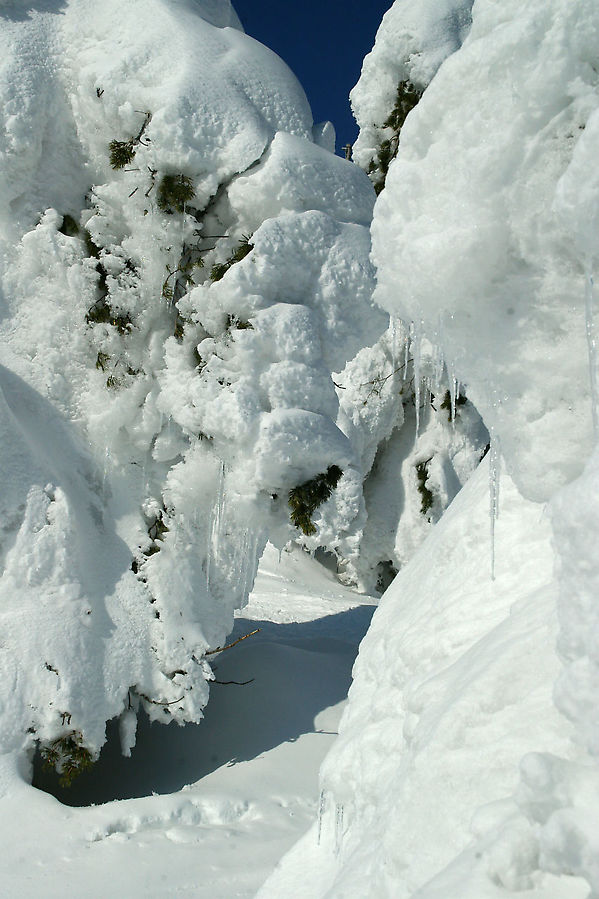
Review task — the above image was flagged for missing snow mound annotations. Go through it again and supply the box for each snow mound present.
[259,461,570,897]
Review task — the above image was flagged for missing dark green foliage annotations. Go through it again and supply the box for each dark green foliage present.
[96,351,110,371]
[86,300,132,334]
[383,80,421,133]
[288,465,343,536]
[210,262,229,282]
[109,139,136,170]
[416,458,434,517]
[210,235,253,282]
[58,214,79,237]
[157,174,195,213]
[369,79,423,195]
[440,389,468,422]
[162,257,203,301]
[106,374,122,390]
[108,112,152,170]
[40,731,94,787]
[83,229,101,258]
[227,314,253,331]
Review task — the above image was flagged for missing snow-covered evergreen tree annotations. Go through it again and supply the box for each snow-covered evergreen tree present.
[260,0,599,896]
[0,0,383,771]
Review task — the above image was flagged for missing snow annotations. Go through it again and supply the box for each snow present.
[371,0,599,502]
[0,545,375,898]
[349,0,473,172]
[2,0,599,895]
[0,0,382,762]
[261,0,599,896]
[259,460,581,898]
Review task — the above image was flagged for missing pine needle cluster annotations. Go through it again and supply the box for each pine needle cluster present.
[157,174,195,213]
[86,299,132,335]
[40,731,94,787]
[416,458,434,517]
[109,139,136,170]
[210,235,253,282]
[369,80,423,194]
[288,465,343,536]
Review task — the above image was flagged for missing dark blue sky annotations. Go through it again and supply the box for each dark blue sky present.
[232,0,393,156]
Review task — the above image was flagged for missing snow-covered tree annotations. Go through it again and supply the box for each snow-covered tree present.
[0,0,384,773]
[260,0,599,896]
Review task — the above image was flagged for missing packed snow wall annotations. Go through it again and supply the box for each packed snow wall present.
[260,0,599,897]
[0,0,385,771]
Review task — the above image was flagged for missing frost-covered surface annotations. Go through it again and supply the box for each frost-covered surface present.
[0,0,382,765]
[317,324,487,593]
[349,0,473,172]
[262,0,599,896]
[372,0,598,502]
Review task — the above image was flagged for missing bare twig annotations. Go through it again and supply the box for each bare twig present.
[138,691,184,707]
[334,359,410,396]
[205,628,260,656]
[212,678,254,686]
[133,111,152,145]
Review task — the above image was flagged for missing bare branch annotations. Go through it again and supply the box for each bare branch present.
[205,628,261,656]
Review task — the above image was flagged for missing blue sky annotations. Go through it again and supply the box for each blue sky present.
[232,0,393,155]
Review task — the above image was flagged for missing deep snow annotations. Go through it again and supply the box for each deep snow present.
[0,545,375,898]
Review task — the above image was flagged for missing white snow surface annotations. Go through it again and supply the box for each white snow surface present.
[259,460,585,899]
[0,545,376,897]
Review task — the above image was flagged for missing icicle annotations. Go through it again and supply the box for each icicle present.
[206,460,226,591]
[489,435,500,581]
[449,375,458,424]
[102,446,111,499]
[334,803,344,856]
[411,322,422,434]
[390,316,400,367]
[584,261,598,438]
[317,790,326,846]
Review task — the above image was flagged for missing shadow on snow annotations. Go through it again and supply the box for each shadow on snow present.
[32,604,375,807]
